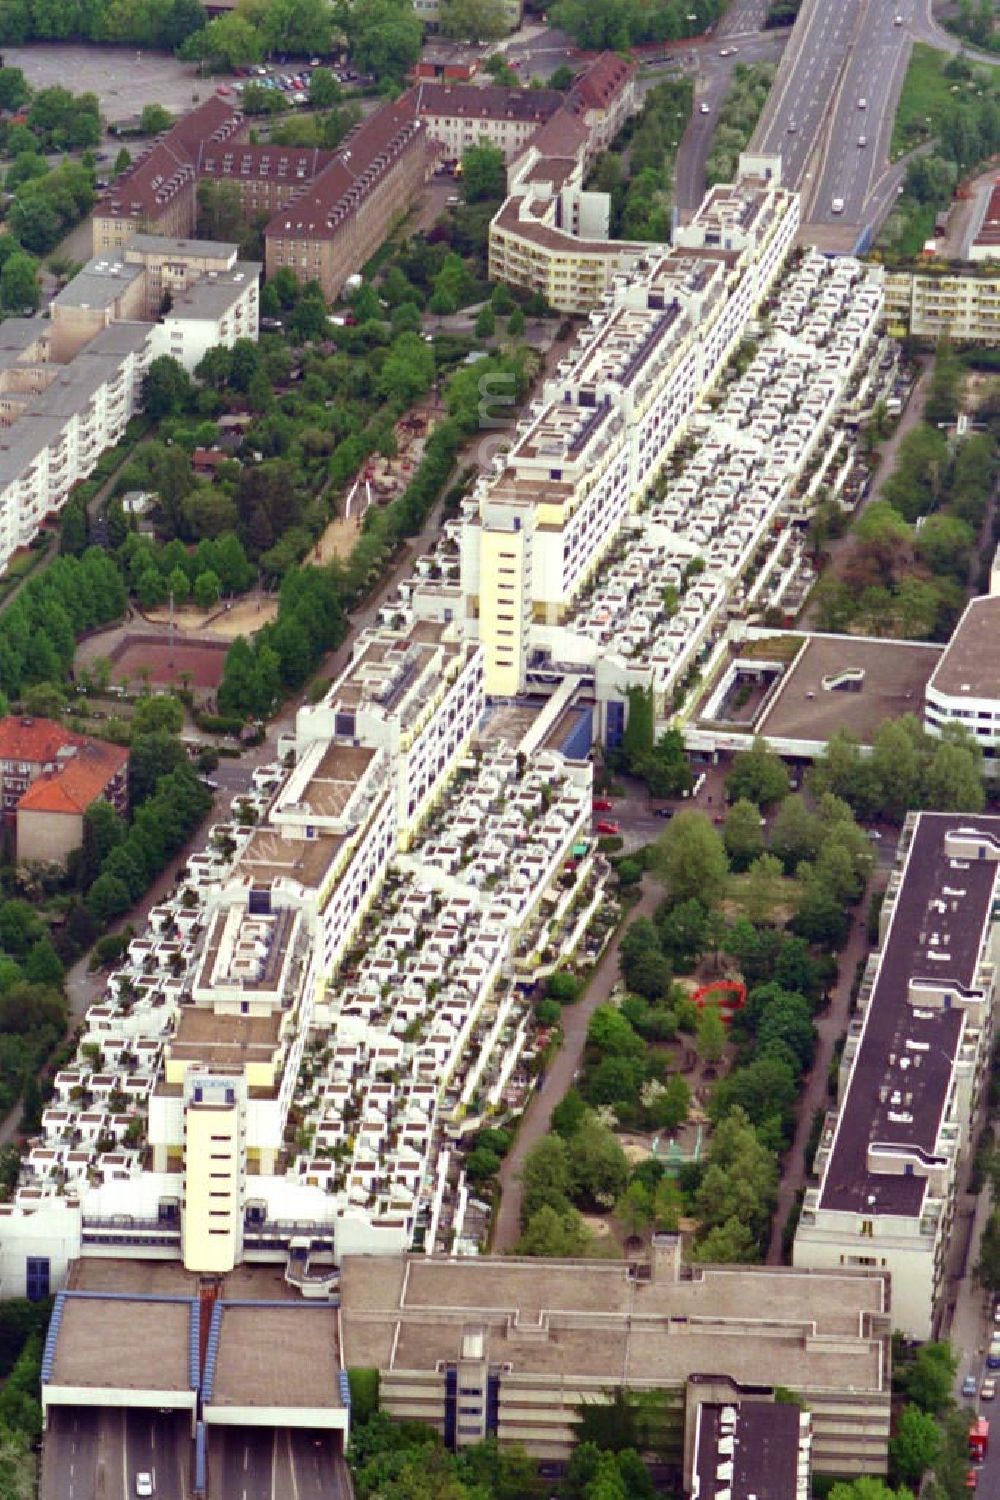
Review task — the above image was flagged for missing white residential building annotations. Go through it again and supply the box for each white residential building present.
[794,813,1000,1339]
[924,595,1000,774]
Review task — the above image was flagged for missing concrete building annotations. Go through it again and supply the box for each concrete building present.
[412,0,521,29]
[0,716,128,865]
[466,158,800,696]
[690,1395,811,1500]
[339,1244,891,1477]
[925,595,1000,774]
[883,267,1000,343]
[51,236,259,372]
[486,55,646,313]
[794,813,1000,1339]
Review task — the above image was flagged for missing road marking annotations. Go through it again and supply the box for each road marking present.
[121,1409,129,1500]
[244,1443,250,1470]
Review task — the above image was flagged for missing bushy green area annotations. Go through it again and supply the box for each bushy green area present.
[706,63,777,186]
[590,80,692,243]
[552,0,725,49]
[882,47,1000,258]
[940,0,999,53]
[811,347,1000,641]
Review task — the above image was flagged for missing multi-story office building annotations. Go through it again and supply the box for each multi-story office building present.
[341,1240,891,1477]
[466,157,800,695]
[794,813,1000,1339]
[925,595,1000,774]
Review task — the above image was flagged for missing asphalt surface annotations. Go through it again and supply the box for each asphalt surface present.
[42,1408,193,1500]
[208,1427,350,1500]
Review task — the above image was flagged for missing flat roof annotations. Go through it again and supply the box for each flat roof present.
[695,1401,804,1500]
[820,813,1000,1215]
[209,1303,342,1410]
[927,595,1000,704]
[340,1255,888,1394]
[756,633,942,746]
[235,828,344,890]
[169,1006,281,1067]
[49,1294,194,1393]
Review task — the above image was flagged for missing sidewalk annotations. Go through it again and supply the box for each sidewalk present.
[492,875,662,1252]
[766,869,886,1264]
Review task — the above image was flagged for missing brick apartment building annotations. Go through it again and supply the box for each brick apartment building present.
[0,717,129,865]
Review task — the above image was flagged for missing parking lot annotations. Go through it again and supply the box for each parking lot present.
[0,43,211,123]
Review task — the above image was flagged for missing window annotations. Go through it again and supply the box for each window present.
[26,1257,49,1302]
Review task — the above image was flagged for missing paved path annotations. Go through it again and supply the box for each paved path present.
[766,868,886,1264]
[492,875,663,1252]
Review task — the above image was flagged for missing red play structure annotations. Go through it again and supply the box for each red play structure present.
[691,980,746,1024]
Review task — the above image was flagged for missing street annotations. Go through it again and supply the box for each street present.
[41,1408,193,1500]
[207,1427,351,1500]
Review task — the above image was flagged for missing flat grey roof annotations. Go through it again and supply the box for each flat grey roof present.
[167,262,261,321]
[209,1303,342,1410]
[129,234,238,259]
[49,1294,194,1393]
[928,595,1000,704]
[756,634,942,746]
[52,257,144,310]
[340,1255,889,1394]
[820,812,1000,1215]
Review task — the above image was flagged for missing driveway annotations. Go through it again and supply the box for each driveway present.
[492,873,663,1252]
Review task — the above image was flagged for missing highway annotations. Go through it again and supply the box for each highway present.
[42,1407,193,1500]
[208,1426,351,1500]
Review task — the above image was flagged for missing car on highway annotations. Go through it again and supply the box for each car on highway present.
[963,1375,978,1398]
[699,102,710,114]
[832,197,845,214]
[858,97,867,109]
[858,136,867,147]
[982,1377,997,1401]
[595,820,621,835]
[787,123,797,133]
[894,12,903,22]
[135,1475,153,1499]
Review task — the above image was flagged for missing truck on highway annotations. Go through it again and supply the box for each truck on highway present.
[832,198,845,214]
[969,1417,989,1462]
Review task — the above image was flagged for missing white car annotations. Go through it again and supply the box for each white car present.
[700,102,710,114]
[135,1476,154,1499]
[858,135,867,147]
[832,197,845,214]
[858,97,867,109]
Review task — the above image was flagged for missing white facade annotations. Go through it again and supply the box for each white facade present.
[794,815,1000,1339]
[148,267,260,373]
[924,595,1000,774]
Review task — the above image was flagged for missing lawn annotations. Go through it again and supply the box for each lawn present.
[891,42,1000,157]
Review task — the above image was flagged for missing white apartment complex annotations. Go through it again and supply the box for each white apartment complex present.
[794,813,1000,1339]
[925,595,1000,774]
[883,267,1000,344]
[0,237,260,576]
[465,158,801,696]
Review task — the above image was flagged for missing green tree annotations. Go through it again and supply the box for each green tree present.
[696,1005,726,1064]
[440,0,510,39]
[378,331,435,404]
[651,810,728,908]
[461,142,507,202]
[345,0,422,82]
[517,1203,589,1256]
[309,68,341,108]
[520,1133,572,1224]
[741,851,785,925]
[0,253,40,313]
[889,1404,940,1488]
[474,303,496,338]
[723,797,765,871]
[725,736,790,807]
[179,12,264,69]
[566,1115,629,1208]
[139,103,173,134]
[142,356,192,420]
[193,570,221,611]
[507,306,525,336]
[903,1341,957,1415]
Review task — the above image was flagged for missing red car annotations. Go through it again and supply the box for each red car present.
[216,84,231,95]
[596,820,620,836]
[592,797,613,811]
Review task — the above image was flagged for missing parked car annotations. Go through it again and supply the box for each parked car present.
[981,1377,996,1401]
[592,797,613,811]
[595,820,621,835]
[963,1375,978,1398]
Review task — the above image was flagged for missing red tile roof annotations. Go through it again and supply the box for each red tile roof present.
[264,92,428,244]
[0,717,79,765]
[96,97,247,224]
[571,52,636,111]
[414,82,562,125]
[16,738,128,818]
